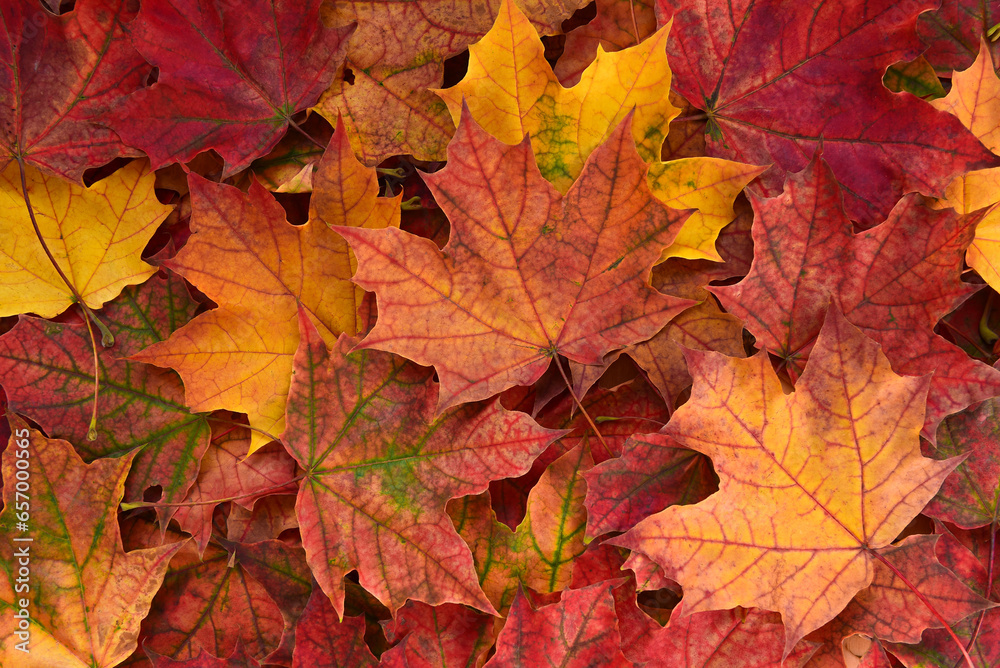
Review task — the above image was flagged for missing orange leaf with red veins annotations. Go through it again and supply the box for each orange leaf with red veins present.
[713,155,1000,438]
[658,0,999,225]
[172,428,297,556]
[291,589,377,668]
[110,0,353,177]
[0,420,183,668]
[135,128,397,451]
[613,308,959,655]
[284,314,561,617]
[585,431,717,539]
[316,0,586,165]
[484,583,632,668]
[924,398,1000,528]
[0,274,210,518]
[380,601,495,668]
[0,0,148,180]
[451,444,592,613]
[339,110,692,410]
[141,541,285,663]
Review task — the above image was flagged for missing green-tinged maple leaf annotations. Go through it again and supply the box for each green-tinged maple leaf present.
[918,0,1000,74]
[0,273,210,515]
[0,419,183,667]
[0,0,148,180]
[924,398,1000,528]
[141,540,285,663]
[614,308,958,654]
[110,0,353,176]
[338,108,692,410]
[449,444,591,613]
[284,313,562,616]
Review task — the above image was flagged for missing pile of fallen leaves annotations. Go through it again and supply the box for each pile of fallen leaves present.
[4,0,1000,665]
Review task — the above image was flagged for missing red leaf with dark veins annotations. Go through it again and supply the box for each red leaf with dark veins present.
[0,0,148,179]
[713,154,1000,437]
[484,583,633,668]
[291,589,378,668]
[380,600,495,668]
[111,0,354,176]
[656,0,1000,225]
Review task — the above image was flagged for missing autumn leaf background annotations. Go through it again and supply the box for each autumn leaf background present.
[5,0,1000,666]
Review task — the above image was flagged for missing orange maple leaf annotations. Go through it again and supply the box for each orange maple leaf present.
[613,308,959,655]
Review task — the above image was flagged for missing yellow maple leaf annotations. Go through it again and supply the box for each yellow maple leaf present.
[134,124,399,452]
[613,308,957,655]
[931,39,1000,293]
[435,0,763,260]
[0,160,171,318]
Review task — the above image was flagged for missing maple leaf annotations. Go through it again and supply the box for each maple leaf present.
[917,0,1000,74]
[713,154,1000,437]
[141,541,285,663]
[147,643,261,668]
[437,0,678,192]
[883,57,948,99]
[110,0,354,176]
[284,314,561,616]
[171,427,297,556]
[0,160,171,318]
[613,308,959,654]
[380,601,495,668]
[0,0,148,180]
[291,589,378,668]
[0,419,182,667]
[437,0,763,261]
[134,126,397,451]
[451,444,591,612]
[924,397,1000,529]
[622,601,820,667]
[315,0,587,164]
[492,374,671,528]
[553,0,656,86]
[0,274,210,516]
[226,495,298,543]
[928,40,1000,296]
[584,430,717,539]
[484,582,632,667]
[658,0,999,225]
[339,109,692,409]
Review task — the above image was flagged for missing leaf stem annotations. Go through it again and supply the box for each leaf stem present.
[287,116,328,152]
[15,156,110,440]
[205,414,284,446]
[628,0,640,45]
[553,355,610,456]
[870,548,975,668]
[120,474,304,510]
